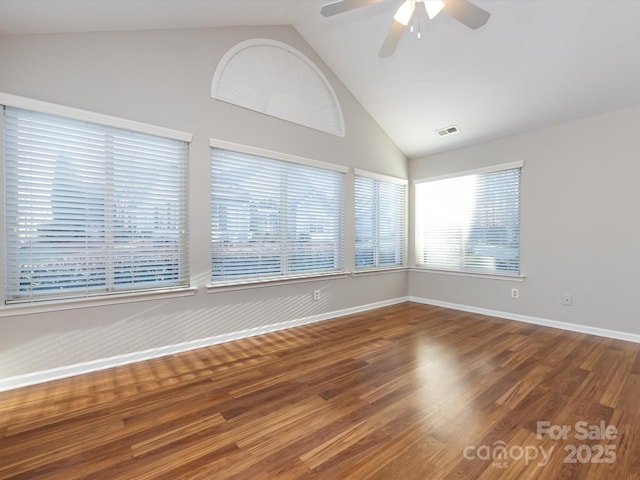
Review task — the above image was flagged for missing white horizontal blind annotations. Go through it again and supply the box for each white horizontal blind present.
[415,166,520,275]
[3,106,189,303]
[211,148,344,283]
[354,174,407,269]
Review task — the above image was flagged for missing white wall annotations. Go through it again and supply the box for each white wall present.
[0,26,408,386]
[409,103,640,336]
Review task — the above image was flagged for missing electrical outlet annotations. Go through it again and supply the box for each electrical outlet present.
[511,288,520,299]
[313,290,321,301]
[561,294,573,306]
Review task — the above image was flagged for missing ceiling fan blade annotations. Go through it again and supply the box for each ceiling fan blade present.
[442,0,490,29]
[378,19,406,58]
[321,0,384,17]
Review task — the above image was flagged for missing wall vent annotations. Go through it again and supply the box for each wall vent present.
[436,125,460,137]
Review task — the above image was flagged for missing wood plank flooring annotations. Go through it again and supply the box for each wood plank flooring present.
[1,302,639,479]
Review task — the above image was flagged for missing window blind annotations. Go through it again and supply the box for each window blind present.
[415,165,521,275]
[3,106,190,303]
[211,148,344,283]
[354,173,407,270]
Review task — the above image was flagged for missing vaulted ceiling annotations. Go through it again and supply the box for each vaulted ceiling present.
[2,0,639,158]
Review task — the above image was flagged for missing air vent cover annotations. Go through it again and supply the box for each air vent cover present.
[436,125,460,137]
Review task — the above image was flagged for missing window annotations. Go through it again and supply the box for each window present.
[211,146,345,284]
[2,105,190,304]
[415,163,521,275]
[354,170,407,270]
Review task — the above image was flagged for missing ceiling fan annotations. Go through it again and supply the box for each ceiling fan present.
[321,0,491,57]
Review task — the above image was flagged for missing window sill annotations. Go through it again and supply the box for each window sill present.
[352,266,408,277]
[410,267,525,282]
[0,287,198,318]
[207,271,349,293]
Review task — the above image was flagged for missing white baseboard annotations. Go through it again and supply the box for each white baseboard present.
[8,294,634,393]
[409,296,640,344]
[0,296,410,393]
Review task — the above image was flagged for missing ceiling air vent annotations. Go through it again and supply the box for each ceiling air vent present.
[436,125,460,137]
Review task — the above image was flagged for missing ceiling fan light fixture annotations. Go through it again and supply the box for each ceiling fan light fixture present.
[320,0,492,57]
[424,0,445,19]
[393,0,415,26]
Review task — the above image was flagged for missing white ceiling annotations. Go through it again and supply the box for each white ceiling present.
[1,0,640,158]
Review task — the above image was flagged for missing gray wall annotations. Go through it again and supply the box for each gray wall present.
[0,26,408,382]
[409,103,640,335]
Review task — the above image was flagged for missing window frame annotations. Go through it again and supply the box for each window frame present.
[353,169,408,273]
[208,139,348,289]
[0,92,194,311]
[413,161,523,278]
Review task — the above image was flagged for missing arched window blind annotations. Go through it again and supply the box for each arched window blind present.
[354,171,407,270]
[415,163,521,275]
[211,147,345,284]
[3,106,190,304]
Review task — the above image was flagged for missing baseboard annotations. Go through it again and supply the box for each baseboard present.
[409,296,640,344]
[0,296,410,393]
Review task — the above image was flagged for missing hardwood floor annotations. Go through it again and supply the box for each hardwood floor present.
[1,302,639,479]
